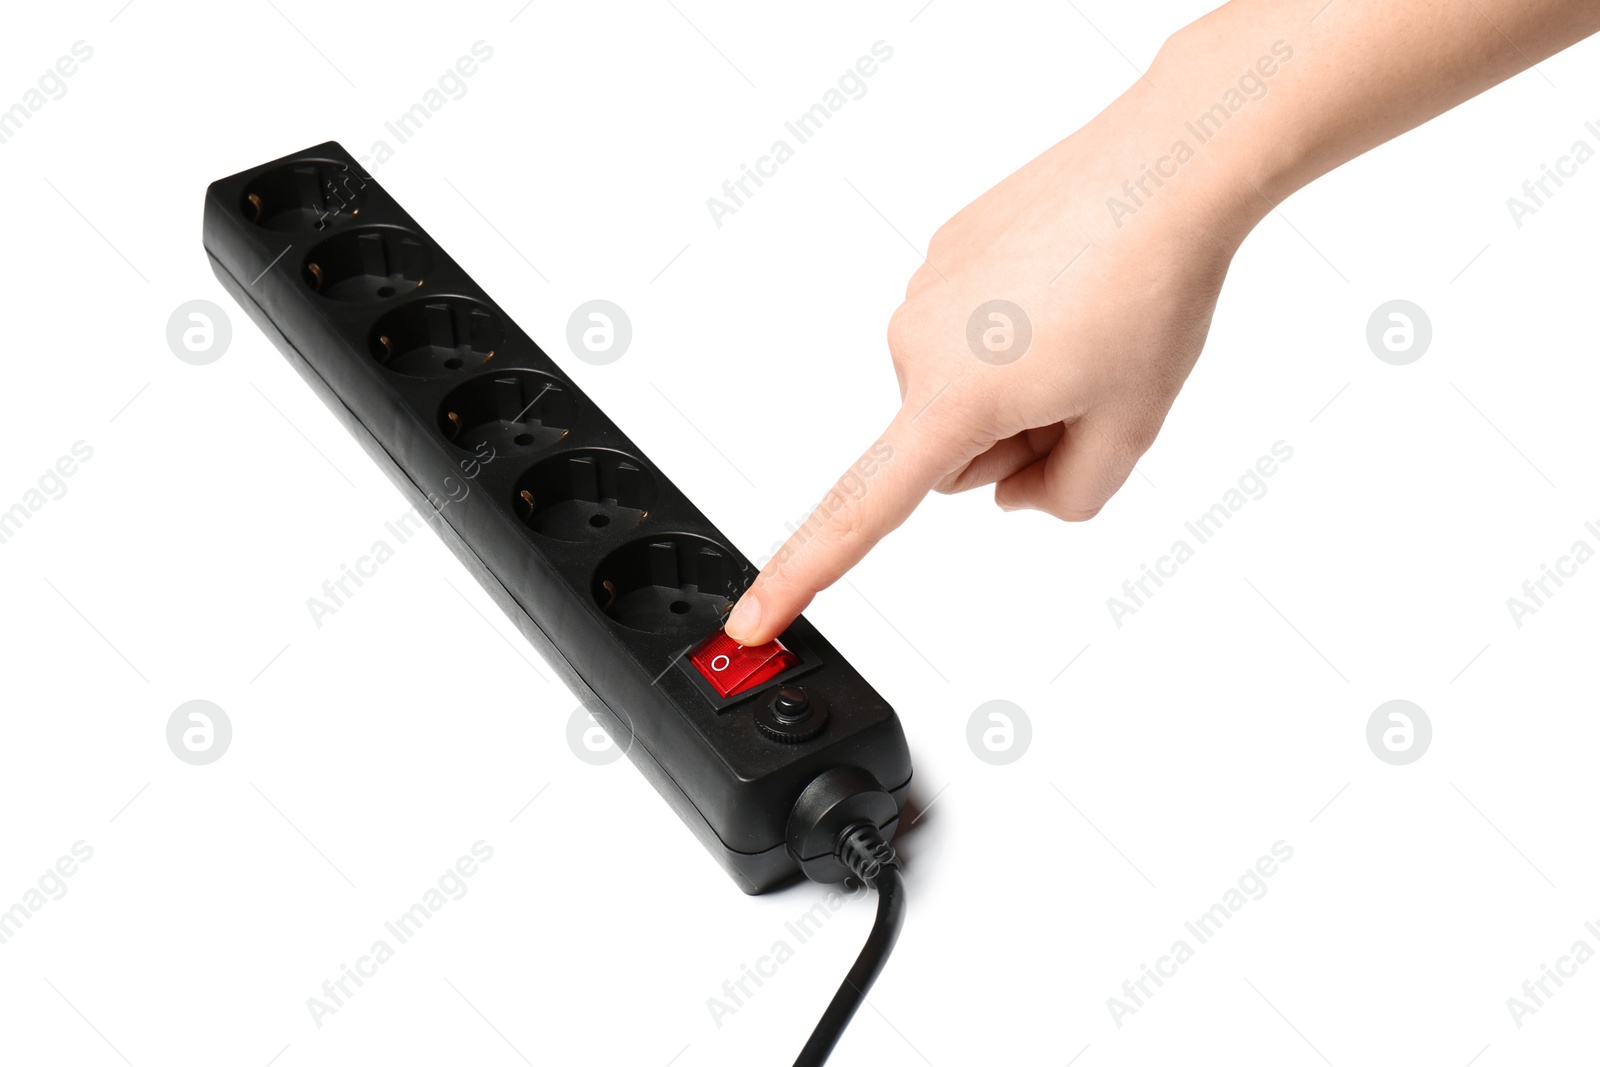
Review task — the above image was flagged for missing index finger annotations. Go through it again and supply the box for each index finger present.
[723,405,973,645]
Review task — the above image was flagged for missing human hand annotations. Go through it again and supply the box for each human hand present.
[725,60,1262,646]
[724,0,1600,648]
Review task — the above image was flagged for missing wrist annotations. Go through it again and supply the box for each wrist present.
[1106,20,1315,243]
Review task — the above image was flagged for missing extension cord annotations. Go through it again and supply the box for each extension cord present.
[204,144,912,1063]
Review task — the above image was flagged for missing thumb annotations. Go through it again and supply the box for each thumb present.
[725,405,974,645]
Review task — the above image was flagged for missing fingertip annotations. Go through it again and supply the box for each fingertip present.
[723,592,763,645]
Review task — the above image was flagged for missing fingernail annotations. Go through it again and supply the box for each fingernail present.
[726,594,761,641]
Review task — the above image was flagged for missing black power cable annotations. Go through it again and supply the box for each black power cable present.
[791,823,906,1067]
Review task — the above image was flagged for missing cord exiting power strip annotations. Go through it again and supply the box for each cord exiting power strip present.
[783,767,908,1064]
[792,824,905,1066]
[203,145,918,1066]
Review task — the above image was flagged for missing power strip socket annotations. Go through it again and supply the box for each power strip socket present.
[203,143,913,893]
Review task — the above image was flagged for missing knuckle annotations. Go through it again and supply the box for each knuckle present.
[888,346,909,385]
[932,458,979,496]
[1034,497,1104,522]
[926,220,957,259]
[817,495,869,547]
[1056,500,1105,522]
[994,482,1106,523]
[886,305,916,357]
[1122,417,1163,456]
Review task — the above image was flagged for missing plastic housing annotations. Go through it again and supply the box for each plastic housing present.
[203,142,912,893]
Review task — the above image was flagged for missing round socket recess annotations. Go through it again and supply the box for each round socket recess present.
[302,225,431,302]
[241,158,369,231]
[515,449,656,541]
[370,297,504,377]
[437,369,573,455]
[593,534,751,634]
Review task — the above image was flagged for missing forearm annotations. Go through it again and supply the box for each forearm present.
[1106,0,1600,239]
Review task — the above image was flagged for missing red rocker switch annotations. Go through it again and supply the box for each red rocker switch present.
[689,630,799,699]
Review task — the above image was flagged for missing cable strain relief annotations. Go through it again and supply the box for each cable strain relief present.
[786,767,900,884]
[834,822,899,887]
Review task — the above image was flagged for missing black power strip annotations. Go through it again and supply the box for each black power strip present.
[204,143,912,1063]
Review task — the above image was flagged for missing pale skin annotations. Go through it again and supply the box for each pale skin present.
[724,0,1600,647]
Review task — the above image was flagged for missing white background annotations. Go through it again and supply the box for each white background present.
[2,1,1598,1064]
